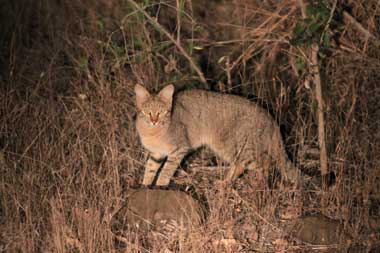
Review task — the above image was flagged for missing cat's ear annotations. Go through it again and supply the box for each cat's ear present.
[158,84,174,105]
[135,84,151,109]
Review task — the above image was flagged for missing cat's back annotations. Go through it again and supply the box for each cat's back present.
[173,89,266,117]
[171,89,274,140]
[169,88,279,156]
[175,89,248,108]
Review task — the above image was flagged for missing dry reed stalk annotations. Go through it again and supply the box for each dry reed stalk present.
[176,0,181,45]
[230,4,296,72]
[126,0,208,87]
[297,0,329,199]
[342,11,376,40]
[311,44,328,194]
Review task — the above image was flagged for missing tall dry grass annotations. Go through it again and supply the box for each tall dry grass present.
[0,0,379,252]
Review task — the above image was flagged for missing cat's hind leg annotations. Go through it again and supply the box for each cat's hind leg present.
[225,159,266,183]
[225,163,247,182]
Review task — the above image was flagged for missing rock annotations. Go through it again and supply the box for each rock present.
[289,214,352,245]
[113,189,205,232]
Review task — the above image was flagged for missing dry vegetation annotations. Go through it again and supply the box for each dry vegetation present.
[1,0,380,252]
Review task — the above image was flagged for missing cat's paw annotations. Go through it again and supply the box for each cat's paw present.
[155,177,171,187]
[141,178,154,186]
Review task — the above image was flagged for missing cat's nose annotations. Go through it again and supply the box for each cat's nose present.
[150,113,159,124]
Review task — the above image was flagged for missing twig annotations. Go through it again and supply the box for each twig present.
[311,44,328,194]
[176,0,181,45]
[225,57,232,91]
[297,0,307,19]
[113,234,151,253]
[126,0,208,87]
[189,165,230,172]
[297,0,329,200]
[320,0,338,45]
[343,10,376,40]
[231,189,306,246]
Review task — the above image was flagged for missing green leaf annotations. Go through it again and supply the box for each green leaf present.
[169,73,178,82]
[306,5,316,16]
[218,56,226,64]
[96,20,104,31]
[187,40,194,55]
[318,51,326,59]
[305,36,314,45]
[323,33,331,48]
[295,59,307,72]
[307,5,322,17]
[315,11,321,21]
[309,22,322,34]
[132,37,142,50]
[312,100,318,113]
[304,18,313,24]
[194,25,203,33]
[179,0,185,17]
[114,45,124,56]
[320,9,329,21]
[138,12,144,22]
[293,24,306,36]
[78,56,88,69]
[290,37,302,46]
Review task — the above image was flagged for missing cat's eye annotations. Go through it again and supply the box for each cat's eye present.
[161,110,169,116]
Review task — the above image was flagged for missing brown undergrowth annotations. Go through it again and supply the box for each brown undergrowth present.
[0,0,379,252]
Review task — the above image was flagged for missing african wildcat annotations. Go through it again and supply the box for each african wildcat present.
[135,84,301,186]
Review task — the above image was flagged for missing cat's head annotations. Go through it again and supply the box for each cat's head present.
[134,84,174,127]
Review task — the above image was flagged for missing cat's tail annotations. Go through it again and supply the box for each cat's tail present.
[275,134,331,189]
[275,139,304,186]
[270,130,302,186]
[282,158,303,186]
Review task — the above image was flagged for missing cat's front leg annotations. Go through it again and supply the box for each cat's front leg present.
[142,153,165,186]
[155,147,189,186]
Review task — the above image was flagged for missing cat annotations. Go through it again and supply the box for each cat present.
[135,84,302,186]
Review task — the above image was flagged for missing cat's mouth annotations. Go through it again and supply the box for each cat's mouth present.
[148,120,162,127]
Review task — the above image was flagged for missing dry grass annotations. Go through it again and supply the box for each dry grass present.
[1,0,380,252]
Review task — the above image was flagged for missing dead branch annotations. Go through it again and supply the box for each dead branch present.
[126,0,208,87]
[343,11,376,40]
[297,0,329,195]
[297,0,307,19]
[189,165,230,173]
[311,44,329,193]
